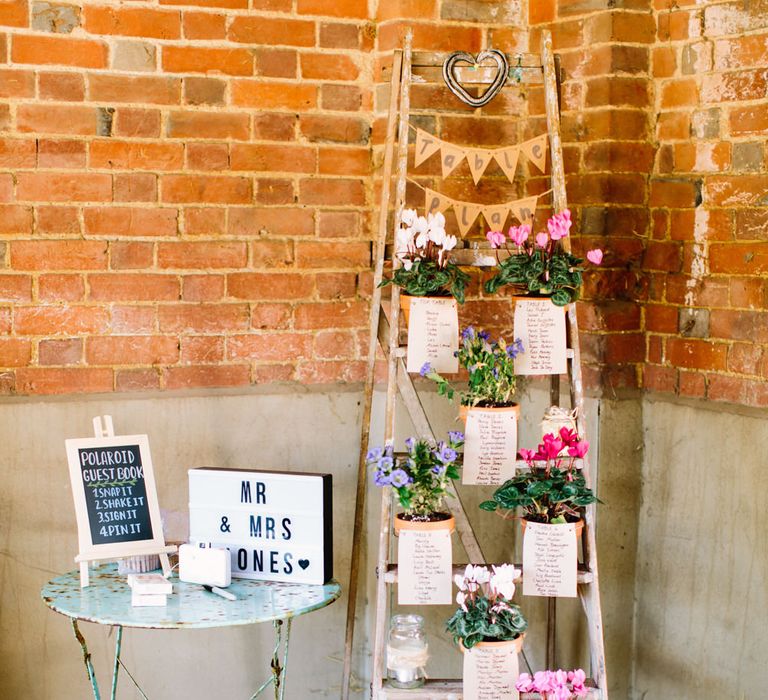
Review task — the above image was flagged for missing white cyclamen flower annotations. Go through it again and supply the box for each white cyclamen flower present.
[400,208,417,227]
[456,591,468,611]
[428,226,446,245]
[427,211,446,229]
[441,234,457,252]
[454,573,468,591]
[395,227,414,255]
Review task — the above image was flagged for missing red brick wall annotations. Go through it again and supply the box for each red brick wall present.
[642,0,768,407]
[0,0,764,407]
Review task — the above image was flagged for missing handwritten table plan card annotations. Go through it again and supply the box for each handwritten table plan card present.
[513,298,567,376]
[463,408,518,485]
[522,521,578,598]
[406,297,459,374]
[397,529,452,605]
[463,642,520,700]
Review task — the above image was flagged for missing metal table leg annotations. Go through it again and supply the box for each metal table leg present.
[249,617,292,700]
[110,626,123,700]
[72,619,101,700]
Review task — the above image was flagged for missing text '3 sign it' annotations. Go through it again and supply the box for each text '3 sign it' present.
[188,468,333,585]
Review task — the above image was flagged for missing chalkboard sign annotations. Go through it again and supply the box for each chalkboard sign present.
[66,430,171,583]
[188,467,333,585]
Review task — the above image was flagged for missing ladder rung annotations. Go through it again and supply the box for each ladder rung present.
[383,563,594,585]
[391,343,574,361]
[389,453,586,471]
[380,679,602,699]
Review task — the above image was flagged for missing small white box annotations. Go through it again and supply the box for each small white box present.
[127,573,173,595]
[131,591,167,607]
[179,544,231,588]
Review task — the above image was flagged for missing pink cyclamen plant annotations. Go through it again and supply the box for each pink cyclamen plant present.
[484,209,604,307]
[515,668,589,699]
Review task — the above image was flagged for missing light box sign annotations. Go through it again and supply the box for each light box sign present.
[188,468,333,585]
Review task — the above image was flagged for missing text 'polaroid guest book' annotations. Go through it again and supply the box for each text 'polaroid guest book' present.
[188,467,333,585]
[65,415,175,587]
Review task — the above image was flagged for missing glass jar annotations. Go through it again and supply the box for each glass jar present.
[387,614,428,689]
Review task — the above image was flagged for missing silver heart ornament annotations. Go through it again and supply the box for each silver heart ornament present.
[442,50,510,108]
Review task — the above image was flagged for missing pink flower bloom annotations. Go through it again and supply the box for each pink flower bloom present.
[554,686,572,700]
[569,669,586,685]
[540,438,564,460]
[554,669,569,685]
[486,230,506,249]
[535,231,549,249]
[515,673,534,693]
[518,448,536,463]
[547,211,572,241]
[568,440,589,458]
[508,224,531,246]
[586,248,604,265]
[533,671,555,692]
[558,427,578,446]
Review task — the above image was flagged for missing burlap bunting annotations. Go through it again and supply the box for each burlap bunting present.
[413,127,549,182]
[422,187,542,237]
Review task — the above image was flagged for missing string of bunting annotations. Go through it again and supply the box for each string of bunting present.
[407,178,553,237]
[412,126,549,184]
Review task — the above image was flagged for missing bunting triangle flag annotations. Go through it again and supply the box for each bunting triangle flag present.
[424,187,453,214]
[414,128,442,168]
[440,143,467,178]
[467,149,495,185]
[509,195,539,225]
[482,204,511,232]
[455,202,482,237]
[521,134,548,173]
[494,146,520,183]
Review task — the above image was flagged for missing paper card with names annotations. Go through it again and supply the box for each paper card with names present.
[462,643,520,700]
[522,521,578,598]
[397,529,452,605]
[406,297,459,374]
[513,298,567,376]
[462,409,518,485]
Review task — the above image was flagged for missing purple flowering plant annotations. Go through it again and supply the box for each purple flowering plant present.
[367,431,464,519]
[515,668,589,699]
[420,326,524,408]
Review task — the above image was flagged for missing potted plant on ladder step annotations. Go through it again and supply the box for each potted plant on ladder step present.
[484,209,603,307]
[446,564,528,697]
[479,428,598,530]
[368,431,464,535]
[380,207,469,322]
[420,326,525,485]
[480,429,598,598]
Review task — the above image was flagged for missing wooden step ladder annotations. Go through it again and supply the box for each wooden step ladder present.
[341,30,608,700]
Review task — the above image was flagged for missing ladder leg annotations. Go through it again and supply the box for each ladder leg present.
[371,29,413,700]
[341,44,405,700]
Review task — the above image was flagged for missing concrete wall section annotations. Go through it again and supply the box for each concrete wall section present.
[633,397,768,699]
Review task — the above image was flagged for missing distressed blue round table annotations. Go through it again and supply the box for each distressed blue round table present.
[41,563,341,700]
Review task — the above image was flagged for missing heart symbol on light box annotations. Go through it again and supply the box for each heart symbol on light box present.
[442,50,510,108]
[298,559,310,570]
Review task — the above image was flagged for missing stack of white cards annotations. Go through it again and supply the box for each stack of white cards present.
[127,573,172,607]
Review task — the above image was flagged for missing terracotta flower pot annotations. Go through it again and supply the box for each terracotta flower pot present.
[394,513,455,536]
[459,403,520,424]
[521,518,584,536]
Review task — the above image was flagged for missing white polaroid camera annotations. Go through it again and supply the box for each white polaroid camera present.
[178,544,231,588]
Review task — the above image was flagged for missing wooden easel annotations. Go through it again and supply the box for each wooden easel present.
[342,30,608,699]
[70,415,175,587]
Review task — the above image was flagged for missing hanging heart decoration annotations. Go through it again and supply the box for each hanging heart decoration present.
[442,50,510,108]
